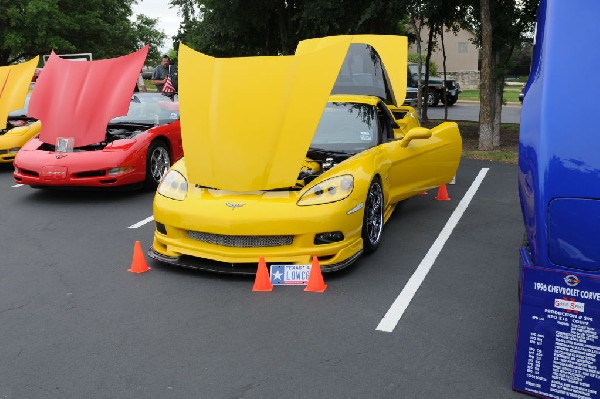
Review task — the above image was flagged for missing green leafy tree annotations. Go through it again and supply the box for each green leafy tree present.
[466,0,537,150]
[408,54,438,76]
[0,0,166,66]
[170,0,408,57]
[132,14,167,66]
[403,0,468,120]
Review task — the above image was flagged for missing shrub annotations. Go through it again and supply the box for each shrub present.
[408,54,438,76]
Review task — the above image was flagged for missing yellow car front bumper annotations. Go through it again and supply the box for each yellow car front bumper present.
[150,189,367,273]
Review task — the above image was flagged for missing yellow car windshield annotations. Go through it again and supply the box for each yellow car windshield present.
[310,102,377,154]
[7,93,31,118]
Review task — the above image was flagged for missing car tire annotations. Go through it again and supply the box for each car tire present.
[361,177,384,254]
[427,91,439,107]
[444,95,458,106]
[145,139,171,189]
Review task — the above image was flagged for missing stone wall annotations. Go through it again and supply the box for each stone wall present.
[443,71,480,90]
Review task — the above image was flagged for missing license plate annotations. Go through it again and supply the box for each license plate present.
[270,264,311,285]
[41,165,68,180]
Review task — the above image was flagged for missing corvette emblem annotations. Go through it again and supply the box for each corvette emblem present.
[226,202,245,210]
[564,275,580,287]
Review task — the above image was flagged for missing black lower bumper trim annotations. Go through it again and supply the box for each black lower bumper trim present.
[147,247,363,275]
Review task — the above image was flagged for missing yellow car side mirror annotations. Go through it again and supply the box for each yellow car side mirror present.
[399,127,432,147]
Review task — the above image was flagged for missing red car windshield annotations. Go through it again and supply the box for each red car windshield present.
[110,93,179,125]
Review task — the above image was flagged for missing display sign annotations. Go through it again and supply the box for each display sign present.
[513,265,600,398]
[43,53,93,64]
[270,265,311,285]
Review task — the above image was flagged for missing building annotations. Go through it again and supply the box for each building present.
[409,27,480,89]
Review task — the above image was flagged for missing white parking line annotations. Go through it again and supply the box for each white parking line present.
[376,168,490,333]
[12,184,23,188]
[128,216,154,229]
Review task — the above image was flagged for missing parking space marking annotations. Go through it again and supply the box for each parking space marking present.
[12,184,23,188]
[128,216,154,229]
[376,168,490,333]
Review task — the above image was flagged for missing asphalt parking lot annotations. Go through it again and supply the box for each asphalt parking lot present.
[0,158,527,398]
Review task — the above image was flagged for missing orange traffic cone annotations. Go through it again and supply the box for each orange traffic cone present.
[252,257,273,292]
[419,191,428,195]
[304,256,327,292]
[435,184,451,201]
[128,241,151,273]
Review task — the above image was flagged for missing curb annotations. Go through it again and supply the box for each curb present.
[455,100,522,106]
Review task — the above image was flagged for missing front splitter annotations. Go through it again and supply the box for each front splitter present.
[147,247,363,275]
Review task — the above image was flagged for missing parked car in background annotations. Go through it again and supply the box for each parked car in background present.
[407,62,461,106]
[403,87,418,107]
[0,93,40,163]
[141,66,155,80]
[14,93,182,189]
[519,86,524,103]
[0,57,39,163]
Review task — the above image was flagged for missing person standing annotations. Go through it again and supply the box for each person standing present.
[137,74,147,92]
[151,55,178,93]
[134,72,147,92]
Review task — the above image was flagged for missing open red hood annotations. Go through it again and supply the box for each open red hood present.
[29,46,148,146]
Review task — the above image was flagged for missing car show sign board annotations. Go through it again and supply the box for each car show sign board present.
[270,265,311,285]
[513,253,600,398]
[43,53,93,63]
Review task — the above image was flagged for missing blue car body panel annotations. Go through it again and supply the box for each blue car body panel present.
[519,0,600,271]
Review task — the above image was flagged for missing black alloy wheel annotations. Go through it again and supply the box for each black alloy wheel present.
[427,91,439,106]
[361,178,384,254]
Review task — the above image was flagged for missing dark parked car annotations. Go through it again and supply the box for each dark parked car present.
[403,87,418,107]
[407,62,461,106]
[518,86,524,103]
[141,66,155,80]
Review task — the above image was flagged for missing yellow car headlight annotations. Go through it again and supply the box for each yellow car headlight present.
[157,170,188,201]
[297,175,354,206]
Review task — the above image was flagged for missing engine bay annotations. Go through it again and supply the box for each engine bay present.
[0,118,36,135]
[296,148,353,188]
[38,123,152,152]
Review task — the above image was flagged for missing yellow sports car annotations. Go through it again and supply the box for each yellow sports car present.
[0,93,40,163]
[149,35,462,273]
[0,57,39,163]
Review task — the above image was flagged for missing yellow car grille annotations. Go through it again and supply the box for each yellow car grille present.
[186,231,293,248]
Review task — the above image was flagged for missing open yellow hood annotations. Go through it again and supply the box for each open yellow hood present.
[179,39,352,191]
[0,57,38,130]
[297,35,407,106]
[179,35,407,192]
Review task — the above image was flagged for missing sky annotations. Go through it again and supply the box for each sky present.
[131,0,183,52]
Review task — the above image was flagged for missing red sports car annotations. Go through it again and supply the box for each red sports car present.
[14,93,182,189]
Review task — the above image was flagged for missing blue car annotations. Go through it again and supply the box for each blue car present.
[519,0,600,272]
[514,2,600,395]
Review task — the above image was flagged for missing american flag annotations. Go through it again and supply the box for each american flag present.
[162,75,176,94]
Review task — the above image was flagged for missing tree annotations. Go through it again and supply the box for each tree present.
[131,14,167,66]
[478,0,494,150]
[1,0,72,65]
[404,0,463,121]
[466,0,537,150]
[170,0,407,57]
[0,0,166,65]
